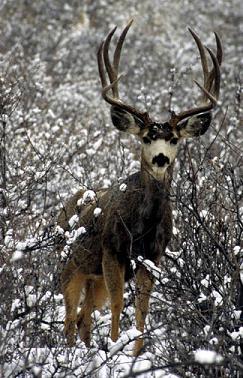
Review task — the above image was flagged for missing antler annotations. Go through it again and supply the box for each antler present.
[98,22,222,125]
[97,19,150,124]
[175,28,222,122]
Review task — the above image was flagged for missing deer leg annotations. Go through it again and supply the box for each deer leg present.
[102,250,125,342]
[134,266,154,356]
[78,277,108,345]
[61,262,85,346]
[77,277,108,347]
[76,279,94,347]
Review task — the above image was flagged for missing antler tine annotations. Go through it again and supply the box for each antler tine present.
[113,19,133,73]
[206,46,221,99]
[102,20,133,98]
[97,41,108,88]
[193,47,220,104]
[215,32,223,66]
[97,21,149,123]
[204,32,223,95]
[188,28,209,89]
[103,26,118,97]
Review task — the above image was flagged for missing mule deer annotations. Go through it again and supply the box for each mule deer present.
[58,20,222,356]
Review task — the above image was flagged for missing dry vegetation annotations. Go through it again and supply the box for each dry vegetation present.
[0,0,242,376]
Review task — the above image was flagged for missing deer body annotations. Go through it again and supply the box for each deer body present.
[59,20,222,355]
[59,170,173,277]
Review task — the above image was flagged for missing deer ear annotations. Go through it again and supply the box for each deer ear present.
[110,106,143,135]
[176,112,212,138]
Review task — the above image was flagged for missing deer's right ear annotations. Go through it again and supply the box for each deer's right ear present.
[110,106,143,135]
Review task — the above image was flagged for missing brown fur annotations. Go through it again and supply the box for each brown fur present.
[58,167,173,355]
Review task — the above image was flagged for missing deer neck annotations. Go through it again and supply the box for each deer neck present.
[140,160,174,199]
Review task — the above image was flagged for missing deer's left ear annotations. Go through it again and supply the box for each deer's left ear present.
[176,111,212,138]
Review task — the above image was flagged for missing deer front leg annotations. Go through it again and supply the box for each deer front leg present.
[102,250,125,342]
[134,266,154,356]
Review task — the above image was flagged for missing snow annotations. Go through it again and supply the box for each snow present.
[65,226,86,244]
[137,256,163,281]
[194,349,223,364]
[93,207,102,217]
[229,328,243,341]
[78,190,96,206]
[109,328,142,356]
[68,214,79,228]
[201,275,210,288]
[203,325,210,336]
[10,250,24,262]
[233,246,241,255]
[119,183,127,192]
[211,290,223,306]
[55,225,64,235]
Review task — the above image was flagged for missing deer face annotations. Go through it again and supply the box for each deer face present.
[110,106,213,177]
[98,20,221,179]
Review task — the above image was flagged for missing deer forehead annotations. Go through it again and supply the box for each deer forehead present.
[142,138,178,167]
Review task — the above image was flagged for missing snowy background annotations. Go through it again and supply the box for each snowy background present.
[0,0,242,377]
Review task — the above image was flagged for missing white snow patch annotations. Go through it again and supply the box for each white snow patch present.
[200,209,209,219]
[55,225,65,235]
[229,328,243,340]
[137,256,162,281]
[198,292,207,303]
[68,214,79,228]
[201,275,210,288]
[233,245,241,255]
[78,190,96,205]
[172,226,179,235]
[11,250,24,262]
[66,226,86,244]
[93,207,102,217]
[212,290,223,306]
[203,325,210,336]
[109,328,142,356]
[233,310,241,320]
[103,178,111,187]
[119,183,127,192]
[194,349,223,364]
[15,241,27,250]
[131,259,136,270]
[32,366,42,375]
[4,229,14,247]
[11,299,21,312]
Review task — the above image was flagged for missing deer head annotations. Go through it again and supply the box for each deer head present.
[97,20,222,180]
